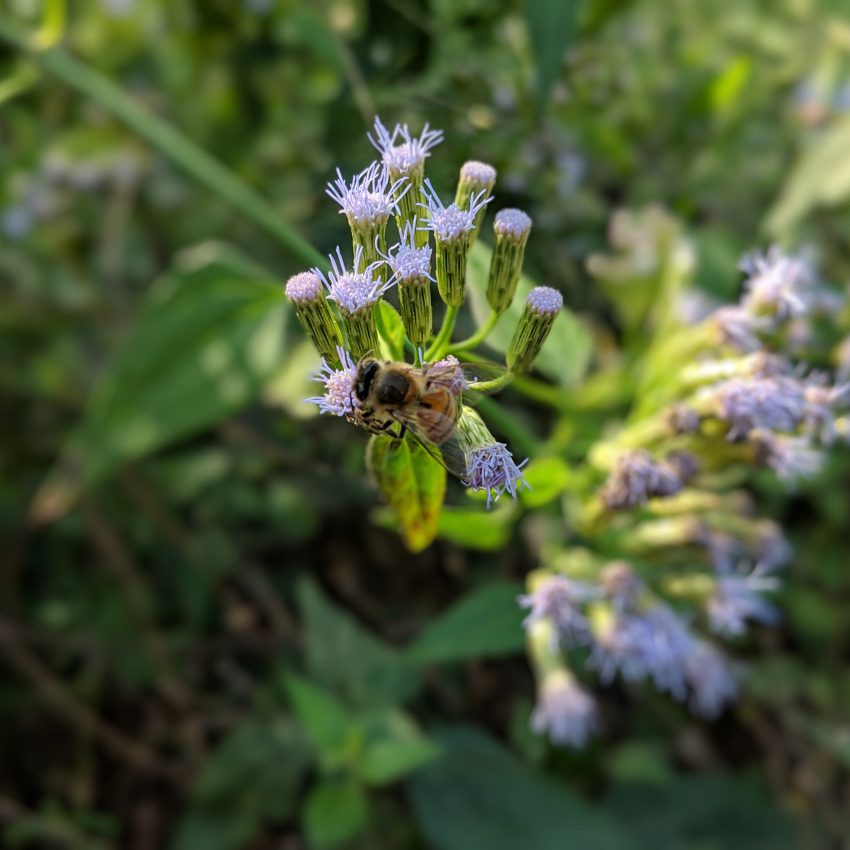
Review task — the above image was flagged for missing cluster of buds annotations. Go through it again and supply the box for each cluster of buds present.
[520,219,850,749]
[284,117,564,507]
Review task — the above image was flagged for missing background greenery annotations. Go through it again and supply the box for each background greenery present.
[3,0,850,847]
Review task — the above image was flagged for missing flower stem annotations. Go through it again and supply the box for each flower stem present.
[474,397,537,457]
[424,304,459,361]
[466,370,515,394]
[448,310,500,354]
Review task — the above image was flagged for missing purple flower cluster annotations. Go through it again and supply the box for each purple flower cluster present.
[601,450,691,510]
[520,560,749,745]
[326,161,409,228]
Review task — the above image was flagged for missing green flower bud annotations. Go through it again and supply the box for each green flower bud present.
[455,160,497,239]
[284,271,343,362]
[507,286,563,373]
[387,222,434,347]
[487,208,532,314]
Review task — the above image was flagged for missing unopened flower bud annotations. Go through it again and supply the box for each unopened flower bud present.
[506,286,562,373]
[285,271,343,362]
[487,209,532,314]
[455,160,496,239]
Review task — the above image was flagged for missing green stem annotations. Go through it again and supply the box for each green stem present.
[0,15,325,269]
[424,304,459,361]
[467,370,514,394]
[474,397,537,458]
[448,310,500,354]
[456,351,562,408]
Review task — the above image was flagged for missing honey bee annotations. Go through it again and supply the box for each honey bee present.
[352,356,471,475]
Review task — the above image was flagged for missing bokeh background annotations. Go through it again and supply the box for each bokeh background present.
[3,0,850,847]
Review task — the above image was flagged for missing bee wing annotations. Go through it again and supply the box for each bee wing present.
[388,407,468,479]
[420,358,507,401]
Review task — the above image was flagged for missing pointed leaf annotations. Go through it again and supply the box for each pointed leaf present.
[366,434,446,553]
[304,778,369,849]
[406,582,525,664]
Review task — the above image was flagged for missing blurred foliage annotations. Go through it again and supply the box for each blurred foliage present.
[3,0,850,848]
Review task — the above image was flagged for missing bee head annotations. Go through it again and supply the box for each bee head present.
[355,358,380,402]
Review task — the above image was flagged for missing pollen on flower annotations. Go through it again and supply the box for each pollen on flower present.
[526,286,563,315]
[306,347,359,417]
[494,208,532,241]
[463,442,529,507]
[314,245,392,315]
[326,161,408,227]
[284,271,324,304]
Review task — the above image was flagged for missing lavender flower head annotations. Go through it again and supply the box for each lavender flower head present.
[740,246,815,320]
[752,430,824,480]
[589,604,695,701]
[326,161,409,228]
[601,450,683,510]
[284,270,324,304]
[306,347,359,417]
[386,220,434,282]
[369,117,444,178]
[459,160,497,190]
[420,179,491,243]
[314,246,392,316]
[709,375,806,440]
[708,562,781,638]
[464,442,529,507]
[531,672,598,748]
[711,305,766,352]
[685,641,738,719]
[519,575,601,646]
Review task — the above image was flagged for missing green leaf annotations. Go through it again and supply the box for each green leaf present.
[297,578,420,708]
[518,457,571,507]
[466,242,592,386]
[406,582,525,665]
[523,0,582,106]
[408,727,629,850]
[366,434,446,553]
[436,506,513,551]
[285,673,351,756]
[375,300,406,361]
[48,242,286,498]
[606,775,799,849]
[304,778,369,849]
[766,117,850,235]
[359,710,442,786]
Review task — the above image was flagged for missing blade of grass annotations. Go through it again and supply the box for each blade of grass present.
[0,13,325,269]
